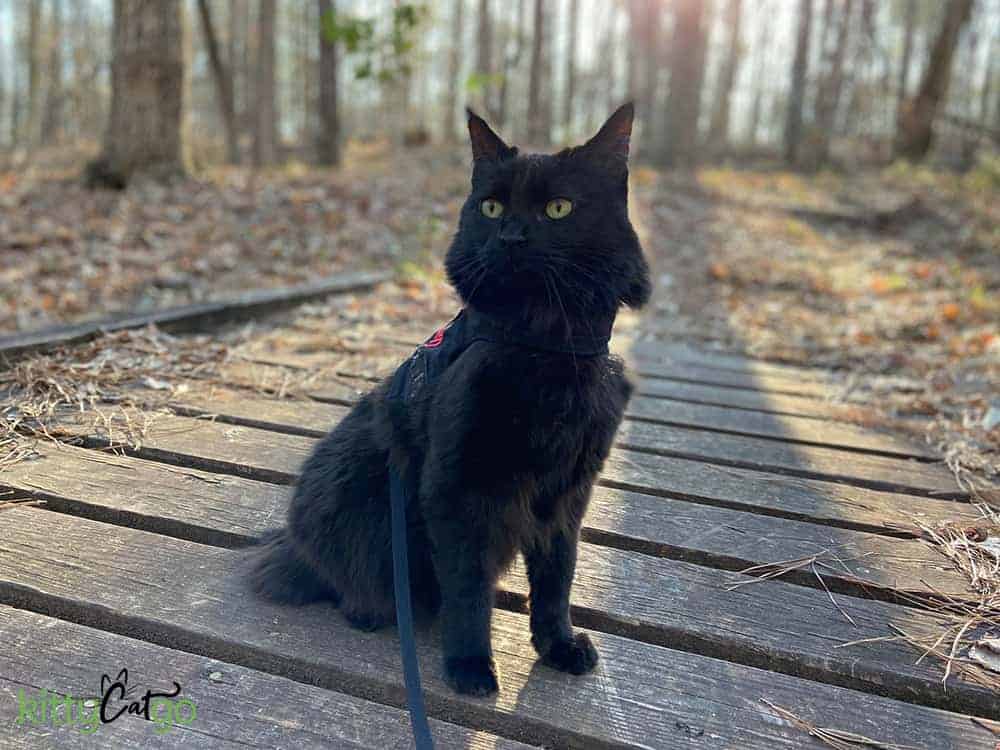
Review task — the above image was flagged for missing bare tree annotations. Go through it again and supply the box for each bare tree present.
[784,0,812,164]
[563,0,579,137]
[811,0,854,165]
[658,0,708,167]
[896,0,917,112]
[476,0,495,118]
[627,0,662,151]
[253,0,278,167]
[527,0,551,144]
[40,0,64,144]
[497,0,525,132]
[895,0,974,159]
[26,0,42,145]
[707,0,743,155]
[0,11,5,146]
[746,0,774,147]
[443,0,464,140]
[316,0,340,166]
[197,0,239,164]
[86,0,184,187]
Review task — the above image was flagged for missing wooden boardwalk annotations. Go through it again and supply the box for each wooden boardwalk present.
[1,294,998,748]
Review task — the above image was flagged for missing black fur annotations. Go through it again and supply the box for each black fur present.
[250,103,650,696]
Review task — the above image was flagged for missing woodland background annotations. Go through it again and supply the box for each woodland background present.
[0,1,997,489]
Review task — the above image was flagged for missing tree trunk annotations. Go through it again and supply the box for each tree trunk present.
[981,42,996,125]
[253,0,278,167]
[527,0,550,145]
[746,0,774,147]
[894,0,974,160]
[811,0,854,165]
[497,0,525,132]
[629,0,662,152]
[783,0,812,164]
[707,0,742,156]
[476,0,495,119]
[40,0,64,144]
[896,0,917,113]
[443,0,464,140]
[658,0,708,167]
[26,0,41,145]
[197,0,239,164]
[0,12,4,146]
[316,0,340,166]
[86,0,185,188]
[562,0,579,137]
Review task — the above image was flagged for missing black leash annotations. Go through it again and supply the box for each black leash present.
[389,466,434,749]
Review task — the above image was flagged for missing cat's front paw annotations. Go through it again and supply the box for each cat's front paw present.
[444,655,499,696]
[539,632,599,675]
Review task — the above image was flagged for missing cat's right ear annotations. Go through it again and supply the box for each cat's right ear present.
[467,108,510,162]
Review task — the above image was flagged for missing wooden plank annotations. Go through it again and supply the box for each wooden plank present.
[0,509,993,748]
[214,362,938,459]
[0,443,288,547]
[599,449,981,535]
[629,361,844,400]
[43,401,978,533]
[621,339,839,381]
[0,605,530,749]
[634,376,875,420]
[245,332,847,400]
[1,443,973,603]
[615,419,960,498]
[627,395,938,459]
[229,348,875,423]
[366,329,845,391]
[0,271,388,361]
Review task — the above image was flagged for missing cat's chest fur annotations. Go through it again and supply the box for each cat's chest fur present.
[425,343,631,506]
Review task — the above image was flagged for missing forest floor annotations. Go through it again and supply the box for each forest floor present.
[1,144,997,495]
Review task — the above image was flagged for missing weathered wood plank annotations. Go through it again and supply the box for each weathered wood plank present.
[621,339,839,382]
[245,331,847,400]
[0,509,993,748]
[213,362,938,459]
[1,443,972,602]
[633,376,874,420]
[615,419,959,497]
[230,350,876,422]
[599,449,980,534]
[627,395,937,459]
[0,272,388,361]
[629,361,844,399]
[0,443,287,547]
[0,605,530,749]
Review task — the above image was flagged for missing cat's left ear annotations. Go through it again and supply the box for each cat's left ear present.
[581,102,633,171]
[467,108,511,162]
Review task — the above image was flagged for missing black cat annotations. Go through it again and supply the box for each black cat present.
[250,103,650,696]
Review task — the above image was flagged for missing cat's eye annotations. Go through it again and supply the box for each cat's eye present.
[545,198,573,220]
[481,198,504,219]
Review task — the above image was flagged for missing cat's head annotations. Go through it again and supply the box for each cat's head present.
[445,104,651,323]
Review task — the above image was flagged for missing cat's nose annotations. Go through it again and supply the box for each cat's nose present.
[498,221,526,245]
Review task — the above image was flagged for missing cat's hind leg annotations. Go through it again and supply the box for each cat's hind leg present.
[249,528,341,606]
